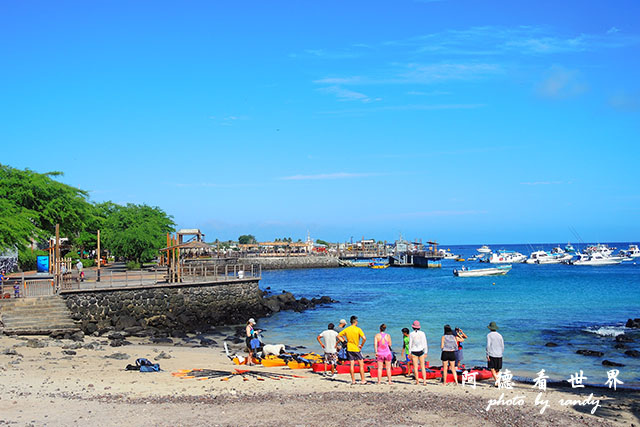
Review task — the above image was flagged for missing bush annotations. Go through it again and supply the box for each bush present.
[126,261,141,270]
[80,258,95,268]
[18,248,48,271]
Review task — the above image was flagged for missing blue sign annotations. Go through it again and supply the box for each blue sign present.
[36,255,49,273]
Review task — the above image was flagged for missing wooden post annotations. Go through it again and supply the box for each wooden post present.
[96,230,101,282]
[176,235,181,282]
[55,224,60,289]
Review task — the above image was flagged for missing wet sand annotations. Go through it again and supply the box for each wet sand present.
[0,335,637,426]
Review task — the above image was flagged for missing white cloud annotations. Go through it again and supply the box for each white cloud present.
[520,181,566,186]
[608,92,640,112]
[318,103,486,115]
[407,90,450,96]
[393,210,489,218]
[317,85,380,103]
[280,172,381,181]
[536,66,587,99]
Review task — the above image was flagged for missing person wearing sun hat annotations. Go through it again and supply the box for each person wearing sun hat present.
[486,321,504,384]
[408,320,428,385]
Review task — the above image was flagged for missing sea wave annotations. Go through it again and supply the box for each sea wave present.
[582,326,626,337]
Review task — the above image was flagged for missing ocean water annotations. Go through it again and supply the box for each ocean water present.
[253,243,640,387]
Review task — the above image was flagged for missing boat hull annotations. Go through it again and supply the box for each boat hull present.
[454,266,511,277]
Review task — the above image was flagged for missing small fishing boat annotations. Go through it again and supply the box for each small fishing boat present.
[369,263,389,269]
[489,250,527,264]
[477,245,491,253]
[453,265,511,277]
[620,244,640,258]
[573,253,623,266]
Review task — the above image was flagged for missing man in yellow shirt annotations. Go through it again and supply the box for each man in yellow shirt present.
[338,315,367,385]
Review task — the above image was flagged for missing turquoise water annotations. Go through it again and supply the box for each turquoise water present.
[254,243,640,387]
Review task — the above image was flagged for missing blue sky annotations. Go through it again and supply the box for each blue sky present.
[1,1,639,244]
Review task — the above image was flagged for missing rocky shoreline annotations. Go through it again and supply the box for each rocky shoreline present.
[63,287,337,341]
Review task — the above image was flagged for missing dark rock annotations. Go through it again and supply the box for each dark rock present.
[3,348,22,356]
[62,343,83,350]
[602,360,625,367]
[576,350,604,357]
[156,351,171,359]
[614,343,627,349]
[625,318,640,328]
[151,337,173,344]
[320,296,333,304]
[105,352,129,360]
[26,339,46,348]
[108,333,125,340]
[170,330,188,339]
[115,315,138,330]
[124,326,144,335]
[83,322,98,335]
[109,339,131,347]
[624,350,640,358]
[199,338,217,346]
[70,331,85,342]
[62,350,77,355]
[83,342,98,350]
[545,342,559,347]
[615,334,634,343]
[263,297,281,313]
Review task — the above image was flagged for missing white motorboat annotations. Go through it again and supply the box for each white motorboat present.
[620,244,640,258]
[489,250,527,264]
[438,249,460,260]
[526,250,561,264]
[573,252,623,266]
[453,265,511,277]
[550,246,574,262]
[477,245,491,253]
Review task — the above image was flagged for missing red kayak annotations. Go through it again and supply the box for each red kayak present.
[369,364,440,379]
[369,364,493,382]
[312,359,377,374]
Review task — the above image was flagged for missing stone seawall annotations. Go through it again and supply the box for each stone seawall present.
[61,280,335,337]
[238,256,340,270]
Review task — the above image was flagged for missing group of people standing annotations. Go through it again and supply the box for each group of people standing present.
[316,316,504,386]
[244,315,505,386]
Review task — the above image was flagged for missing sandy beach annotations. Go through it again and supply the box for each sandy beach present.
[1,334,637,426]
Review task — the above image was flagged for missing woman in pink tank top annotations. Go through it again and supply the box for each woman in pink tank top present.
[374,324,393,385]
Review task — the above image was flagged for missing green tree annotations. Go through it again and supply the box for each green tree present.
[0,164,95,251]
[102,203,175,263]
[316,239,331,247]
[238,234,257,244]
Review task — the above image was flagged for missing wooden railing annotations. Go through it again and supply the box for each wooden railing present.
[1,278,55,299]
[180,263,261,282]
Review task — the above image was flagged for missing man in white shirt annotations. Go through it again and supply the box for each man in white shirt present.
[486,321,505,384]
[317,323,339,378]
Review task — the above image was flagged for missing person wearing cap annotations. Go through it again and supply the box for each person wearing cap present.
[335,319,348,360]
[245,318,257,365]
[486,321,504,384]
[338,315,367,385]
[409,320,428,385]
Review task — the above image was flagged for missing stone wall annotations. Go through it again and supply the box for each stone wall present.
[63,280,267,336]
[61,279,336,337]
[238,256,340,270]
